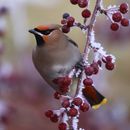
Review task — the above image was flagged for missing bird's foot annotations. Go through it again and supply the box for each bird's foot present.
[75,60,85,71]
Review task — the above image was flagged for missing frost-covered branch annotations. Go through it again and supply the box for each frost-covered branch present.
[44,0,129,130]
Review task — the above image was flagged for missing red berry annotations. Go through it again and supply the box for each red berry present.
[67,17,75,27]
[83,78,93,86]
[119,3,129,14]
[70,0,78,5]
[53,77,71,86]
[110,23,119,31]
[78,0,88,8]
[91,62,99,74]
[62,100,70,108]
[62,25,70,33]
[80,103,89,112]
[59,85,69,94]
[85,66,94,76]
[102,56,112,63]
[121,18,129,27]
[106,56,112,63]
[61,19,67,25]
[58,123,67,130]
[105,62,115,70]
[82,9,91,18]
[54,92,61,99]
[50,114,59,123]
[73,97,83,106]
[112,12,122,22]
[62,76,71,86]
[45,110,53,118]
[68,108,78,117]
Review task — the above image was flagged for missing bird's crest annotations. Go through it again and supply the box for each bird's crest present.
[36,25,49,31]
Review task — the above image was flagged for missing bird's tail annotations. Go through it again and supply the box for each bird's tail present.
[82,85,107,109]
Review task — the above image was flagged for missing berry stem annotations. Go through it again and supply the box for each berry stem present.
[72,1,103,129]
[83,0,102,58]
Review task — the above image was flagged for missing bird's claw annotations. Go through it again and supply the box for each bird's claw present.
[75,60,85,70]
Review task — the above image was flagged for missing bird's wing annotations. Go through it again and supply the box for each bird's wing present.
[66,35,78,47]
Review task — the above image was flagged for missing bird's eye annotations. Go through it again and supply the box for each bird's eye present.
[43,30,53,35]
[34,28,54,35]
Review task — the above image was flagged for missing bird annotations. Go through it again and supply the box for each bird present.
[29,24,107,109]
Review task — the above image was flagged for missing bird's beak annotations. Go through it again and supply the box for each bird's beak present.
[29,29,43,37]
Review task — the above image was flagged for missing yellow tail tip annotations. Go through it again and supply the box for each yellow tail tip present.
[92,98,108,110]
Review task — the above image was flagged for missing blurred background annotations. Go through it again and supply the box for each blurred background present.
[0,0,130,130]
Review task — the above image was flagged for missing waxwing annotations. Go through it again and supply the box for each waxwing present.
[29,24,107,109]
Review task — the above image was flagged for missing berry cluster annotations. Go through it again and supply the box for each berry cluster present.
[45,110,59,123]
[61,0,91,33]
[110,3,129,31]
[70,0,91,18]
[102,56,115,70]
[61,14,75,33]
[45,95,89,130]
[53,76,71,94]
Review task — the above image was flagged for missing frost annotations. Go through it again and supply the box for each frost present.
[72,116,79,130]
[89,30,95,44]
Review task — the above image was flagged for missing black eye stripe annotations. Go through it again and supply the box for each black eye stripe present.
[34,28,54,35]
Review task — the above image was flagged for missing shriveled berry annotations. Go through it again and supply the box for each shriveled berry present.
[62,100,70,108]
[119,3,129,14]
[50,114,59,123]
[112,12,122,22]
[82,9,91,18]
[68,108,78,117]
[67,17,75,27]
[97,60,102,67]
[83,78,93,86]
[121,18,129,27]
[54,92,61,99]
[63,13,70,19]
[80,103,89,112]
[58,122,67,130]
[45,110,53,118]
[78,0,88,8]
[85,66,94,76]
[73,97,82,106]
[110,23,119,31]
[105,62,115,70]
[70,0,78,5]
[62,25,70,33]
